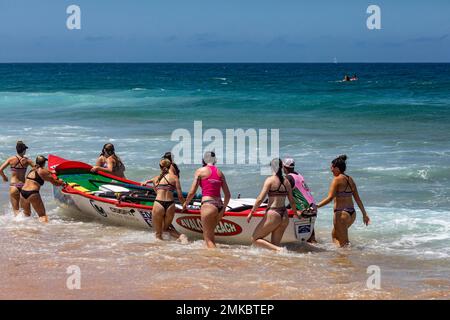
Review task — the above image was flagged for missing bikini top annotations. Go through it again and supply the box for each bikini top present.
[26,169,45,186]
[336,175,353,198]
[10,156,27,172]
[101,156,125,172]
[154,175,176,192]
[268,180,288,197]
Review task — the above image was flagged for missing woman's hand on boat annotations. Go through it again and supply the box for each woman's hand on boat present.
[90,166,99,173]
[246,211,253,223]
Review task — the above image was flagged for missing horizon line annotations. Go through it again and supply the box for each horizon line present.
[1,61,450,64]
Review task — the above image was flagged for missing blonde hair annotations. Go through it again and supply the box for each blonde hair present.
[157,159,172,184]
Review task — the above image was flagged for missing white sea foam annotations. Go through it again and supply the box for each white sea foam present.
[365,166,409,172]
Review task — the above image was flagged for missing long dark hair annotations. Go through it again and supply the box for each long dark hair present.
[16,141,28,155]
[271,158,284,184]
[163,151,180,177]
[332,154,347,173]
[101,143,124,170]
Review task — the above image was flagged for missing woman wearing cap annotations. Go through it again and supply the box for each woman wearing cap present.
[183,151,231,248]
[20,156,65,223]
[0,141,34,215]
[282,157,317,243]
[141,159,187,243]
[317,155,370,247]
[247,158,299,251]
[92,143,126,178]
[162,151,181,177]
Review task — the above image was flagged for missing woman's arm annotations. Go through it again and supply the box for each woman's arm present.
[285,182,300,217]
[174,176,185,205]
[218,173,231,219]
[247,178,271,222]
[92,157,115,174]
[27,158,35,168]
[141,176,156,186]
[41,169,65,186]
[317,178,338,208]
[0,158,12,182]
[183,169,201,210]
[351,179,370,225]
[95,156,104,167]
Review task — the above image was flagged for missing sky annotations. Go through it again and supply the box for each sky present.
[0,0,449,62]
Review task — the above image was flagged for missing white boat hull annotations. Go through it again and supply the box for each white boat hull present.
[53,185,316,245]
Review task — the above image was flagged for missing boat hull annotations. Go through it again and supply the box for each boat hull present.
[53,184,316,244]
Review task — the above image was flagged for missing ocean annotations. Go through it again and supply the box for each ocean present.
[0,63,449,299]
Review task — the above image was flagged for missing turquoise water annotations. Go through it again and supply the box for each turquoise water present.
[0,64,449,297]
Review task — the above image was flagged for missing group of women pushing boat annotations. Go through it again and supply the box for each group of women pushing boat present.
[1,141,370,250]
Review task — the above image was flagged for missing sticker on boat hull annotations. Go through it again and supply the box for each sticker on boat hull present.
[176,216,242,236]
[109,207,135,216]
[139,210,153,227]
[90,200,107,217]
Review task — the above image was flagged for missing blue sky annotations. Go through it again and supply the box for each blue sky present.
[0,0,449,62]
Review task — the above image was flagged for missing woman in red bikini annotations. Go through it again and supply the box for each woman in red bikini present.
[317,155,370,247]
[183,151,231,248]
[247,158,299,251]
[0,141,34,215]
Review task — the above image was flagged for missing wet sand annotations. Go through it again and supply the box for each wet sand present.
[1,204,449,300]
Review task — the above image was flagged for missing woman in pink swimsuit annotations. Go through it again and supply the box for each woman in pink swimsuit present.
[183,151,231,248]
[0,141,34,215]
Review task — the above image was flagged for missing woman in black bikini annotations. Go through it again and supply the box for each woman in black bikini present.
[20,156,65,223]
[317,155,370,247]
[0,141,34,215]
[92,143,126,178]
[142,159,187,242]
[247,158,299,251]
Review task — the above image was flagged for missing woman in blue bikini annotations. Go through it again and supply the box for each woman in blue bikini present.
[317,155,370,247]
